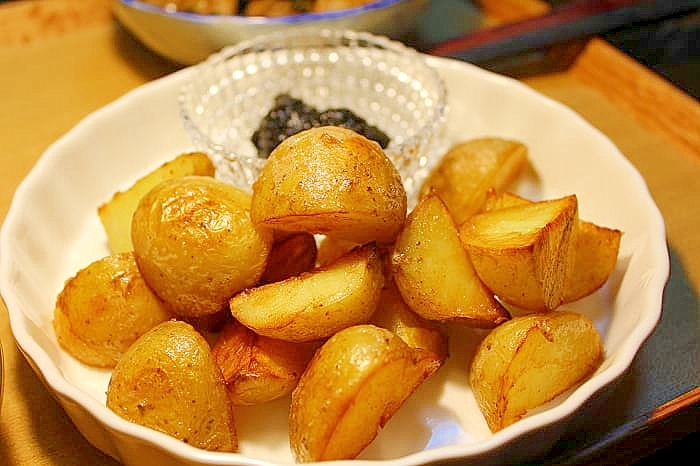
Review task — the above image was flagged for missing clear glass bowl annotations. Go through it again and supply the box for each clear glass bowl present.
[178,29,448,204]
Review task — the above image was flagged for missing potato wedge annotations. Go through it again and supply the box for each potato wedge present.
[460,194,579,312]
[259,231,318,284]
[106,320,238,452]
[316,235,360,267]
[419,138,529,224]
[470,311,604,432]
[371,278,449,374]
[482,189,530,211]
[289,324,433,462]
[391,192,510,327]
[53,252,173,368]
[230,243,384,342]
[211,320,317,406]
[98,152,215,254]
[250,126,407,244]
[483,191,622,303]
[563,220,622,303]
[132,176,274,318]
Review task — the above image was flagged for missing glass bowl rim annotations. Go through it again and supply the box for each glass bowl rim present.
[177,28,449,183]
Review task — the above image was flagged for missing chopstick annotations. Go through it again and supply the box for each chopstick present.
[427,0,700,64]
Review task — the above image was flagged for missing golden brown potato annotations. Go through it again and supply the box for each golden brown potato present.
[211,320,317,406]
[391,192,510,327]
[371,278,449,375]
[131,176,274,318]
[250,126,407,244]
[315,235,359,267]
[482,188,530,211]
[483,191,622,303]
[98,152,215,254]
[459,194,579,312]
[229,243,384,342]
[106,320,238,452]
[53,252,173,368]
[470,311,604,432]
[259,231,317,284]
[419,138,529,224]
[289,324,434,462]
[563,220,622,303]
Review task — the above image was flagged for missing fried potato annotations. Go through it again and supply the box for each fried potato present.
[482,188,530,211]
[230,242,384,342]
[419,138,529,224]
[98,152,215,254]
[106,320,238,452]
[391,192,510,327]
[371,278,449,374]
[316,235,359,267]
[259,231,317,284]
[460,194,579,312]
[470,311,604,432]
[53,252,173,368]
[211,320,317,406]
[563,220,622,303]
[289,324,434,462]
[131,176,274,318]
[483,191,622,303]
[250,126,407,244]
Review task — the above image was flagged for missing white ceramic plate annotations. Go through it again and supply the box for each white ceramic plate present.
[113,0,431,65]
[0,56,668,466]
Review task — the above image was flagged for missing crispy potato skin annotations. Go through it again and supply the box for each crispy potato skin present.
[470,311,604,432]
[211,320,317,406]
[391,193,510,327]
[53,252,173,368]
[419,138,528,224]
[131,176,274,318]
[250,126,407,244]
[106,320,238,452]
[230,243,384,342]
[98,152,215,254]
[289,324,433,462]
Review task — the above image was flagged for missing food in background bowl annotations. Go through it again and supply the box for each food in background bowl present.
[141,0,378,16]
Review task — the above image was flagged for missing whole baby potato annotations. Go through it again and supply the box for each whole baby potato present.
[131,176,274,318]
[250,126,407,244]
[53,252,173,368]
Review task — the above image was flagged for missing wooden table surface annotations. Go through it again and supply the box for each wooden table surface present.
[0,1,698,465]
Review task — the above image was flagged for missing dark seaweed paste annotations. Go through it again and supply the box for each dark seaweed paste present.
[252,94,391,158]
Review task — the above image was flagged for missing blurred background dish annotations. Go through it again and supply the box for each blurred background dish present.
[112,0,431,65]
